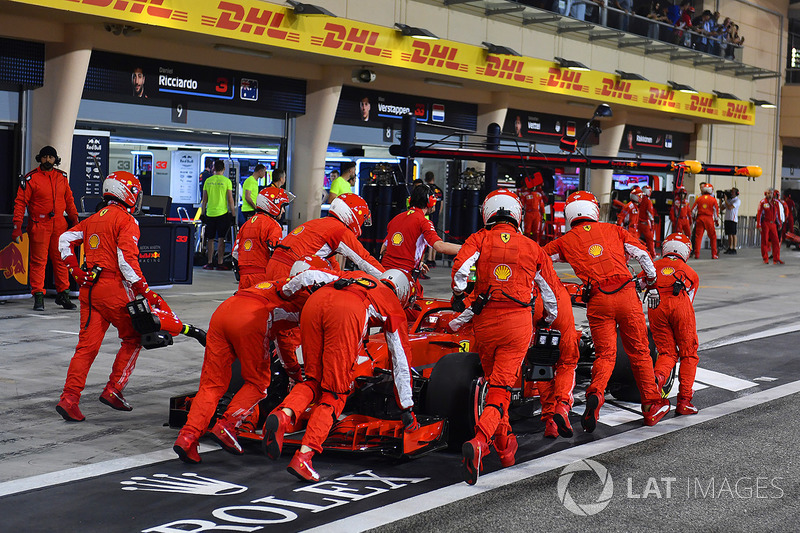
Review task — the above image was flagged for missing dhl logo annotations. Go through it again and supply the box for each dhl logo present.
[597,78,636,101]
[724,102,753,121]
[646,88,676,108]
[540,68,588,93]
[201,2,299,42]
[476,57,532,83]
[310,23,390,58]
[401,42,468,72]
[688,95,718,116]
[66,0,187,22]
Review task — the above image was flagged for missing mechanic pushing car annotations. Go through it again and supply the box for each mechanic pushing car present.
[263,269,418,482]
[617,185,641,238]
[172,261,339,464]
[691,182,720,259]
[232,187,294,289]
[55,172,170,421]
[642,233,701,416]
[544,191,670,433]
[451,189,558,485]
[637,185,657,258]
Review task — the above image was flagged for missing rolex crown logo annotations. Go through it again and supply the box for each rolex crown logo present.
[120,473,247,496]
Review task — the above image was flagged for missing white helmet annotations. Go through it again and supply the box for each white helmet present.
[629,186,643,203]
[641,185,652,197]
[328,193,371,237]
[481,189,523,227]
[661,232,692,262]
[379,269,414,308]
[700,182,714,195]
[564,191,600,227]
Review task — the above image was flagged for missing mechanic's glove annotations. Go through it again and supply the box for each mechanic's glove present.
[635,276,648,291]
[131,279,168,312]
[646,289,661,309]
[451,291,466,313]
[63,255,95,286]
[11,228,22,244]
[401,409,420,433]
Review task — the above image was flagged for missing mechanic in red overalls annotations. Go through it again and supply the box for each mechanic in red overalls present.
[232,187,294,289]
[643,233,701,416]
[523,185,546,244]
[617,186,641,238]
[637,185,657,257]
[451,189,558,485]
[690,182,720,259]
[12,146,79,311]
[670,186,692,238]
[757,189,784,265]
[544,191,670,433]
[173,262,339,463]
[263,270,418,482]
[55,172,166,421]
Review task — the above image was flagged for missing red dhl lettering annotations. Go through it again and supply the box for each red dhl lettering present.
[598,78,634,100]
[541,68,587,92]
[688,95,717,115]
[724,102,752,121]
[213,2,291,40]
[67,0,184,20]
[314,23,386,56]
[646,88,676,107]
[404,42,466,71]
[477,56,532,83]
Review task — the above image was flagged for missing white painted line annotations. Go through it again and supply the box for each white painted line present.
[49,330,79,336]
[303,379,800,533]
[25,314,64,320]
[754,376,777,382]
[0,443,218,498]
[701,322,800,351]
[171,290,236,297]
[693,367,757,392]
[597,403,646,427]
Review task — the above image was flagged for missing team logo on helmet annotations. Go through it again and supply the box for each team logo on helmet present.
[500,233,510,243]
[494,264,512,281]
[100,208,108,216]
[89,234,100,249]
[391,232,403,245]
[661,266,675,276]
[243,239,253,251]
[255,281,273,289]
[583,225,592,231]
[588,244,603,258]
[291,226,304,236]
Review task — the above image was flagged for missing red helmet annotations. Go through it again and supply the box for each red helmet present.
[662,232,692,261]
[481,189,523,227]
[641,185,652,196]
[629,186,643,203]
[564,190,599,226]
[257,187,294,217]
[329,193,371,237]
[700,182,714,195]
[103,171,142,212]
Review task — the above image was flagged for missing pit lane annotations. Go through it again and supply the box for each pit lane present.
[0,248,798,532]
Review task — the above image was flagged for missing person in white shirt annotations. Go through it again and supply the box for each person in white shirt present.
[723,187,741,254]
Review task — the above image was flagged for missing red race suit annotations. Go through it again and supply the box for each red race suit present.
[381,207,441,272]
[670,198,692,238]
[757,198,783,263]
[617,201,639,238]
[637,197,656,257]
[690,193,720,258]
[233,213,283,289]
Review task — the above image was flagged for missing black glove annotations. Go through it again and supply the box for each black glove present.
[401,409,419,432]
[451,292,466,313]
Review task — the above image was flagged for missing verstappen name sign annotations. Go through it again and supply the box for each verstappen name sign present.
[20,0,755,125]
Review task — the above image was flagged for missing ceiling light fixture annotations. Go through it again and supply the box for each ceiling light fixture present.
[615,69,648,81]
[482,41,521,56]
[286,0,336,16]
[213,44,273,59]
[667,81,698,94]
[555,57,590,71]
[712,90,740,100]
[395,23,439,40]
[750,98,776,108]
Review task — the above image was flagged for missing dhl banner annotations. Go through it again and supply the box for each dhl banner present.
[12,0,755,125]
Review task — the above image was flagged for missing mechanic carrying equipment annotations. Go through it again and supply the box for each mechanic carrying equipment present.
[544,191,670,433]
[263,269,418,482]
[381,184,461,273]
[451,189,558,486]
[172,264,338,464]
[533,258,581,440]
[55,172,168,421]
[640,233,701,416]
[12,146,80,311]
[670,186,692,239]
[617,186,641,238]
[690,182,720,259]
[757,189,784,265]
[232,187,294,289]
[637,185,657,258]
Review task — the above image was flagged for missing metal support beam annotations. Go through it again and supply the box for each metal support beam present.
[589,30,622,41]
[694,57,726,67]
[443,0,475,5]
[485,5,526,16]
[557,22,593,33]
[522,14,561,25]
[715,63,744,71]
[670,50,700,61]
[644,44,673,55]
[618,37,650,48]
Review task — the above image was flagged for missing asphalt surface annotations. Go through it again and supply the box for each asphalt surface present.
[0,244,799,532]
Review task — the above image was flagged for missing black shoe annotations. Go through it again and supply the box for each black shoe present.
[731,249,737,255]
[33,292,45,311]
[55,291,77,310]
[581,393,601,433]
[419,273,430,280]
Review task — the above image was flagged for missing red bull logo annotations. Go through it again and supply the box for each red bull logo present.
[0,236,29,285]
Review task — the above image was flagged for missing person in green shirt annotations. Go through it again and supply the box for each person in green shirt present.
[201,160,235,270]
[240,163,264,223]
[326,161,356,203]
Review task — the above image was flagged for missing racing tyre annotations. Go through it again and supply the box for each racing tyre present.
[424,352,483,450]
[608,328,675,402]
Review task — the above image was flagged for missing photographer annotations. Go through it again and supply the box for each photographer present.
[723,188,740,254]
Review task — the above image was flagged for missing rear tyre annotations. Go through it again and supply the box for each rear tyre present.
[424,352,483,450]
[608,329,660,403]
